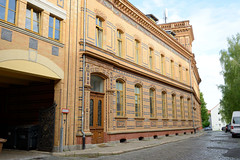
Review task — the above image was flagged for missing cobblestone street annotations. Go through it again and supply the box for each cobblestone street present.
[84,131,240,160]
[1,131,238,160]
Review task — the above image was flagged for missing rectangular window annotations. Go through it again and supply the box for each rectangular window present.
[117,30,122,57]
[116,80,124,116]
[162,92,167,118]
[172,94,176,119]
[0,0,16,24]
[149,49,153,70]
[25,6,40,33]
[96,17,103,48]
[150,89,155,117]
[48,15,61,41]
[135,85,141,117]
[135,40,139,64]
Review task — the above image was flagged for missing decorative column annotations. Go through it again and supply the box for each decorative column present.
[41,10,50,37]
[107,89,115,132]
[83,85,91,133]
[17,0,27,28]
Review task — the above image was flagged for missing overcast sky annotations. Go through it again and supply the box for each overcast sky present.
[128,0,240,110]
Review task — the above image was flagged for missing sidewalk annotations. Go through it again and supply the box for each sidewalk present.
[53,131,205,158]
[0,131,205,160]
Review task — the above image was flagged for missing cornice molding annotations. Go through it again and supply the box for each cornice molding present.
[159,20,194,41]
[97,0,190,62]
[112,0,192,59]
[0,21,64,47]
[27,0,66,19]
[81,42,192,94]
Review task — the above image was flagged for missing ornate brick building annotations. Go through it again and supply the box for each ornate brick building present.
[0,0,201,151]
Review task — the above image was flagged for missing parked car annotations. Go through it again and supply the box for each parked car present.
[231,111,240,138]
[222,126,226,131]
[204,127,212,131]
[225,123,231,133]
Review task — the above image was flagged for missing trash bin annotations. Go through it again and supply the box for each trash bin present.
[4,126,17,149]
[16,125,39,150]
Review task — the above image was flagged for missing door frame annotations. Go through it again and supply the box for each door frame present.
[89,91,105,144]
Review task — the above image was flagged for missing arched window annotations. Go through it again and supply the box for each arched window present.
[116,80,125,116]
[96,17,103,48]
[162,91,167,118]
[90,75,104,93]
[172,94,176,119]
[149,88,155,117]
[117,30,123,57]
[135,84,141,117]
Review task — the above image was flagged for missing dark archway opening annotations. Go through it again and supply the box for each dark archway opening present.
[0,72,56,151]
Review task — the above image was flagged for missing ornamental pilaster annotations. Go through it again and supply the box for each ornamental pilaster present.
[83,85,91,132]
[107,89,115,131]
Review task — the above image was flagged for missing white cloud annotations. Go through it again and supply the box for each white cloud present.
[196,54,224,109]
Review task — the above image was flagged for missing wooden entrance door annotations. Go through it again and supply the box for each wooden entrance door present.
[90,92,104,144]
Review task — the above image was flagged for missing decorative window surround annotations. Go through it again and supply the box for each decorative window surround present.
[27,0,66,20]
[98,0,190,61]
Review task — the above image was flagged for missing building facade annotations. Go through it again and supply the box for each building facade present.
[211,104,226,131]
[0,0,201,151]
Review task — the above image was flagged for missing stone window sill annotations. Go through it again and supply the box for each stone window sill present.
[115,116,128,120]
[134,117,145,120]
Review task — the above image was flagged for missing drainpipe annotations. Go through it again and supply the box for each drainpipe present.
[189,59,196,134]
[81,0,87,150]
[60,0,72,152]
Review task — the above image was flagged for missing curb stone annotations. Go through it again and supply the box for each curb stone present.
[55,132,205,158]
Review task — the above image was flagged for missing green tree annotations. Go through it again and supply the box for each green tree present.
[200,92,210,128]
[219,33,240,123]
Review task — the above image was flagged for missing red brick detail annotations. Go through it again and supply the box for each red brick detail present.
[198,126,203,130]
[76,136,92,144]
[76,129,194,144]
[105,129,194,142]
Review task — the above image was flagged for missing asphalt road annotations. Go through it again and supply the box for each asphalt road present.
[41,131,240,160]
[87,131,240,160]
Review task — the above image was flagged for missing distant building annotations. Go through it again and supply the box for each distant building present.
[211,104,226,130]
[208,110,212,128]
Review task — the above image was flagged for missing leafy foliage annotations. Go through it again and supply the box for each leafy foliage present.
[200,92,210,127]
[219,33,240,123]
